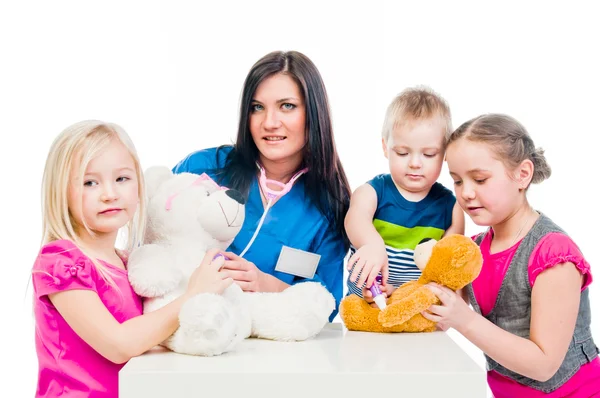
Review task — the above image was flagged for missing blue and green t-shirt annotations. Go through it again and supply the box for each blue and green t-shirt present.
[347,174,456,296]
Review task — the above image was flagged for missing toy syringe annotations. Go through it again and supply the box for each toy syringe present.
[369,275,387,310]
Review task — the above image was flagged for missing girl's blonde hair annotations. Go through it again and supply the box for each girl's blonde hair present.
[40,120,146,287]
[447,114,551,187]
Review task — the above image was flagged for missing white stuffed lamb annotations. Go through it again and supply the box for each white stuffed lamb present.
[127,166,335,356]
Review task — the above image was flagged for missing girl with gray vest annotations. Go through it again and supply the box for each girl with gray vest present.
[422,114,599,396]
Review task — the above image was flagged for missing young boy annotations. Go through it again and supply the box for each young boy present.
[345,86,464,304]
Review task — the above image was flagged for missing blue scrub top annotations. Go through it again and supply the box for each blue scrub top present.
[173,146,346,320]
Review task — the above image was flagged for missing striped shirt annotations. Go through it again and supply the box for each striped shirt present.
[347,174,456,297]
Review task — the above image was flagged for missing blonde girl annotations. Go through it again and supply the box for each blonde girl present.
[32,120,232,398]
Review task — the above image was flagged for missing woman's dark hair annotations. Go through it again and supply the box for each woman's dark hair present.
[215,51,350,246]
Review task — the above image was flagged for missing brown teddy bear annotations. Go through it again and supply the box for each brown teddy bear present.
[340,234,483,333]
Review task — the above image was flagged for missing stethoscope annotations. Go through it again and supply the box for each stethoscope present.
[164,165,308,258]
[238,164,308,257]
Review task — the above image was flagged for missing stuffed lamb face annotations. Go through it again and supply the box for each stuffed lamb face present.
[145,167,245,245]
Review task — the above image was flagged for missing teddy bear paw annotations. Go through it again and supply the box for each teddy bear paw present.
[250,282,335,341]
[167,293,238,356]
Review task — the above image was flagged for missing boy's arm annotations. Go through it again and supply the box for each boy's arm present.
[443,202,465,236]
[345,184,387,287]
[345,184,380,247]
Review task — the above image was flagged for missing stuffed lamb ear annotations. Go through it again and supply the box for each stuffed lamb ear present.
[144,166,173,198]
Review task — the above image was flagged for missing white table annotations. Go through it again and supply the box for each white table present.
[120,323,487,397]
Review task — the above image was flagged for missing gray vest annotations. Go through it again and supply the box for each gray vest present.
[465,213,598,393]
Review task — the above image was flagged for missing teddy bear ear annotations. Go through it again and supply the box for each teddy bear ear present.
[449,240,472,268]
[144,166,173,198]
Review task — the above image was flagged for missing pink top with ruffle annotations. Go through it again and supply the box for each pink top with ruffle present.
[472,231,600,397]
[32,240,143,398]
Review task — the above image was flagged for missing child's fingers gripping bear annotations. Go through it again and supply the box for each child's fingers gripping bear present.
[186,249,234,296]
[362,280,395,308]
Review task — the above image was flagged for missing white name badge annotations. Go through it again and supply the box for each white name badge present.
[274,246,321,279]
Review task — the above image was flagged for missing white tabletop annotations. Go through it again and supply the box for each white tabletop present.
[120,323,486,397]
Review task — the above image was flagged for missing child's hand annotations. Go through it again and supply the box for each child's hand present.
[348,243,389,288]
[186,249,233,296]
[422,283,476,332]
[362,282,395,308]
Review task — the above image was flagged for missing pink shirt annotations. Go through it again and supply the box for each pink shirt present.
[473,231,600,397]
[32,240,143,398]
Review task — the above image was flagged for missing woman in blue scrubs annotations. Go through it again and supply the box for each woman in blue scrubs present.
[173,51,350,319]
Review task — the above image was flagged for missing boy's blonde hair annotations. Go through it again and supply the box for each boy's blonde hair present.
[40,120,146,287]
[382,86,452,143]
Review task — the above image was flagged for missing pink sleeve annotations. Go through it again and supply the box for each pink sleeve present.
[528,232,592,290]
[32,240,97,301]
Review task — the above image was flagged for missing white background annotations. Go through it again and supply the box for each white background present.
[1,1,598,397]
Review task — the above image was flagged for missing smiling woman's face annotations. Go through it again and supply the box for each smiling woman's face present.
[249,73,306,167]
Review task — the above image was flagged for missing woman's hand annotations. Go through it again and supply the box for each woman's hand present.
[221,251,266,292]
[422,283,476,332]
[185,248,233,296]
